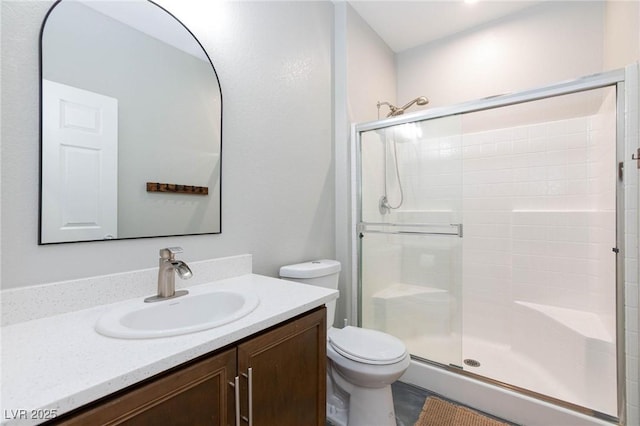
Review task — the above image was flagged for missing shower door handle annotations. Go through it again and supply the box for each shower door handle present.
[632,148,640,169]
[357,222,463,237]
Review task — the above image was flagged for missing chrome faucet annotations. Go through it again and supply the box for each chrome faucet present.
[145,247,193,303]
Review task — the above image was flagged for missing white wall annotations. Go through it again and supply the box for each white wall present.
[604,0,639,71]
[397,1,606,110]
[333,3,397,325]
[346,3,396,123]
[1,0,334,289]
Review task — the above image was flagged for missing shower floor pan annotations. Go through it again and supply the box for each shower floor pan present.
[402,302,617,418]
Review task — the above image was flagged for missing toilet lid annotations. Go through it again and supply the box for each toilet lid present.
[328,326,407,365]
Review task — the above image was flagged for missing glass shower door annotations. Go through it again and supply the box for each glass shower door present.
[358,116,463,367]
[457,86,618,416]
[356,83,620,418]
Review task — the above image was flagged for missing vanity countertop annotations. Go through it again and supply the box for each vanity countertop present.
[1,274,338,426]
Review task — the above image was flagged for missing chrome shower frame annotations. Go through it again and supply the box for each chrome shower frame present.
[351,67,633,424]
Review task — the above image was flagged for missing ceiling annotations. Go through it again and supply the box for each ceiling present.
[347,0,546,53]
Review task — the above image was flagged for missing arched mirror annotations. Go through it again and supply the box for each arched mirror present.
[39,0,222,244]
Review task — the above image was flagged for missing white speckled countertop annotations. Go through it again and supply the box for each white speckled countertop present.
[1,274,338,426]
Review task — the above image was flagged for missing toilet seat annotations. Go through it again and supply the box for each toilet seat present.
[328,326,407,365]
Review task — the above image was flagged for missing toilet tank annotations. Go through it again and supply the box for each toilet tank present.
[279,260,341,329]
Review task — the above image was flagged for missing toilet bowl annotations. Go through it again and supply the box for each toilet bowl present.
[327,326,410,426]
[279,260,410,426]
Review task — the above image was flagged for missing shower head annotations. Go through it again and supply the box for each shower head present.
[414,96,429,106]
[397,96,429,114]
[377,96,429,118]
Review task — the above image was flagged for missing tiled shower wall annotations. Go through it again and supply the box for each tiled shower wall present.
[368,94,615,348]
[362,104,617,341]
[460,108,617,344]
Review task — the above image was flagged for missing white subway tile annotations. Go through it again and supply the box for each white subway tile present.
[626,330,639,358]
[627,283,639,309]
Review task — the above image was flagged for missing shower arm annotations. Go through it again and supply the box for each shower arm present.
[377,101,399,119]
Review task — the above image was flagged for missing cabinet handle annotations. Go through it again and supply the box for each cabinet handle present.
[240,368,254,425]
[230,376,240,426]
[248,367,253,426]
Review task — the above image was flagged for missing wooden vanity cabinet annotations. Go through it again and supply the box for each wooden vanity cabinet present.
[52,307,326,426]
[54,348,237,426]
[238,306,326,426]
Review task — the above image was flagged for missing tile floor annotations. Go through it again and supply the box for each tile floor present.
[391,381,431,426]
[328,381,518,426]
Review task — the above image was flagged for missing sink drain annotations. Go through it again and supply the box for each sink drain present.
[463,358,481,368]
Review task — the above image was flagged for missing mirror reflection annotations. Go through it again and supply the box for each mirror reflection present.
[40,0,222,244]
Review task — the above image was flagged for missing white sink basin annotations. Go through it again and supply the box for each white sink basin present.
[95,289,260,339]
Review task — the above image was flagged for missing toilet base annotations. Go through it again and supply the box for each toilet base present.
[327,400,348,426]
[328,365,398,426]
[327,387,397,426]
[346,384,397,426]
[327,367,349,426]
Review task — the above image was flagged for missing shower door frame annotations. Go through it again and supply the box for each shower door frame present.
[351,68,628,422]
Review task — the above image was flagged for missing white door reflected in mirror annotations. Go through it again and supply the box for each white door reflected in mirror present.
[42,80,118,243]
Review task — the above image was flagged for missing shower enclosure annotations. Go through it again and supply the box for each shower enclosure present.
[353,70,626,422]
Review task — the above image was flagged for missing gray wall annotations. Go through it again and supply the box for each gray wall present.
[1,0,335,289]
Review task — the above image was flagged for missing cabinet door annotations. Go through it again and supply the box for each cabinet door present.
[55,348,236,426]
[237,307,326,426]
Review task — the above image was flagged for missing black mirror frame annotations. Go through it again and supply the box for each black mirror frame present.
[38,0,223,245]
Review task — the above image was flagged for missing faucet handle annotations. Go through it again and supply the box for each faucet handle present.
[160,247,183,259]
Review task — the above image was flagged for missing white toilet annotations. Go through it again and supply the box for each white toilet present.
[279,260,410,426]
